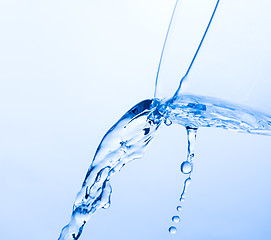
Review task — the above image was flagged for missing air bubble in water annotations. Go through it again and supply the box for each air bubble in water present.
[172,216,180,223]
[180,161,192,174]
[169,226,177,234]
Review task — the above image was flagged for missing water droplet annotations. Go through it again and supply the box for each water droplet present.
[169,226,177,234]
[176,206,182,211]
[164,118,172,126]
[180,161,192,174]
[172,216,180,223]
[180,196,185,202]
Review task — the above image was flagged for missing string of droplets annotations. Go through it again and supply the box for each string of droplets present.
[169,127,197,234]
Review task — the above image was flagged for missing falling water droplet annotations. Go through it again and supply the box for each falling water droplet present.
[172,216,180,223]
[180,161,192,174]
[177,206,182,211]
[169,226,177,234]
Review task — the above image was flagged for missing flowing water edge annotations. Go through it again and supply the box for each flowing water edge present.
[58,94,271,239]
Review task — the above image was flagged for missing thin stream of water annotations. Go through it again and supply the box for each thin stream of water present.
[154,0,220,99]
[169,127,197,234]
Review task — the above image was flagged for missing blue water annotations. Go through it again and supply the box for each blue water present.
[58,0,271,238]
[58,95,271,239]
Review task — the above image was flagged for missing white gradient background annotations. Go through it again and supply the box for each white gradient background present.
[0,0,271,240]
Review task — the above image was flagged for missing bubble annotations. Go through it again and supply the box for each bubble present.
[176,206,182,211]
[172,216,180,223]
[180,161,192,174]
[169,226,177,234]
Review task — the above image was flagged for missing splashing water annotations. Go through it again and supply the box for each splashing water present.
[58,0,271,238]
[58,99,163,239]
[58,94,271,239]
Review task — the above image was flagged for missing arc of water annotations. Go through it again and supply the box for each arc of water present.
[154,0,221,99]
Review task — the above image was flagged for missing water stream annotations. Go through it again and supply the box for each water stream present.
[58,0,271,238]
[58,95,271,239]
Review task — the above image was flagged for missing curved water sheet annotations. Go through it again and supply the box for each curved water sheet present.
[165,95,271,135]
[58,99,164,239]
[58,94,271,239]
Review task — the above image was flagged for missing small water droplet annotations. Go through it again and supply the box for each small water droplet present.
[169,226,177,234]
[164,118,172,126]
[177,206,182,211]
[180,161,192,174]
[172,216,180,223]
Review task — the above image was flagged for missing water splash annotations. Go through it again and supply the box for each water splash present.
[165,94,271,135]
[58,94,271,239]
[58,99,164,239]
[57,0,271,238]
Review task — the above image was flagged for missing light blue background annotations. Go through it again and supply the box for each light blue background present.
[0,1,271,239]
